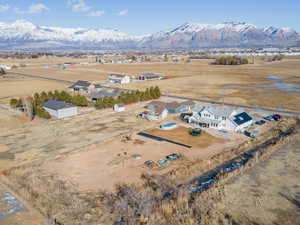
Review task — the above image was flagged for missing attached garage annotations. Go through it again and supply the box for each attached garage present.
[43,100,78,119]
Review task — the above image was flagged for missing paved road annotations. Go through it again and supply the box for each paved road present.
[9,72,73,84]
[9,71,300,116]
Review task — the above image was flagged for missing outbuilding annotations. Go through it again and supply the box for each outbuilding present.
[113,104,125,112]
[43,100,78,119]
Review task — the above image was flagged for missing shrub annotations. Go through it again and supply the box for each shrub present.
[34,104,51,119]
[10,98,20,108]
[95,86,162,110]
[212,56,249,65]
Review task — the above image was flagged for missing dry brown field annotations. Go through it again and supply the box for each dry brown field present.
[218,133,300,225]
[0,55,300,224]
[0,75,68,99]
[5,56,300,111]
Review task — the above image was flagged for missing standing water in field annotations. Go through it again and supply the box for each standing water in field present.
[224,75,300,94]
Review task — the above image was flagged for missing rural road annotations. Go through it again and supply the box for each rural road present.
[9,71,300,116]
[9,71,73,84]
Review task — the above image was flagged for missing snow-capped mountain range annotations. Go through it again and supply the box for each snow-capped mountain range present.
[0,20,299,50]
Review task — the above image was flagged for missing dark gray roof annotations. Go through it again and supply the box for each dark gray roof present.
[141,73,161,78]
[95,83,104,88]
[43,100,76,110]
[69,80,91,88]
[109,74,127,78]
[232,112,253,125]
[90,90,120,99]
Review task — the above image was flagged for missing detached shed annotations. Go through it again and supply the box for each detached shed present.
[43,100,78,119]
[113,104,125,112]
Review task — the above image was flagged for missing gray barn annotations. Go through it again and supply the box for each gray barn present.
[43,100,78,119]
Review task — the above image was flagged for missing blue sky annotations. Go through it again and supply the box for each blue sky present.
[0,0,299,35]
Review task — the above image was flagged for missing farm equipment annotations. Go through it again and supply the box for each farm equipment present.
[166,153,182,161]
[157,159,170,167]
[144,160,159,169]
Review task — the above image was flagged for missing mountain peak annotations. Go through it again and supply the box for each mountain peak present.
[0,20,298,50]
[12,20,36,28]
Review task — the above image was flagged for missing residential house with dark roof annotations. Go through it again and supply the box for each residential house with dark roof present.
[68,80,95,94]
[43,100,78,119]
[187,106,253,132]
[88,89,121,102]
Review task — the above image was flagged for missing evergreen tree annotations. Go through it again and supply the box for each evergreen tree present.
[10,98,19,108]
[154,86,161,99]
[54,90,60,100]
[40,91,48,102]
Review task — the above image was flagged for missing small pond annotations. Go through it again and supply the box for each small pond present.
[225,75,300,94]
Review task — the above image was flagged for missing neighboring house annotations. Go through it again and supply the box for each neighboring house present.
[89,89,121,102]
[108,74,130,84]
[139,107,168,120]
[146,101,196,114]
[43,100,78,119]
[187,106,253,132]
[231,112,253,132]
[113,104,125,112]
[0,65,12,70]
[138,73,162,81]
[69,80,95,94]
[64,62,75,67]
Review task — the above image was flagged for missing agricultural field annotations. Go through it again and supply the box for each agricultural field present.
[0,55,300,224]
[6,55,300,111]
[218,133,300,225]
[0,74,68,99]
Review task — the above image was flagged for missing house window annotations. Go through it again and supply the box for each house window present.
[215,116,219,120]
[222,116,226,120]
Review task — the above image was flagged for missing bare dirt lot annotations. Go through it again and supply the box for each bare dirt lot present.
[41,126,232,192]
[145,126,225,149]
[219,133,300,225]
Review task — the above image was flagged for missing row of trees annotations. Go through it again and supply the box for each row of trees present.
[262,55,284,62]
[95,86,161,109]
[10,87,162,118]
[10,90,90,119]
[33,90,89,107]
[10,96,51,119]
[0,68,6,75]
[212,56,249,65]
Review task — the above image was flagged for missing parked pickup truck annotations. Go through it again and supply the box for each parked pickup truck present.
[244,130,259,138]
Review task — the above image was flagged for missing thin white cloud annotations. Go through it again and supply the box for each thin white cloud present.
[68,0,91,12]
[88,10,105,17]
[0,4,10,12]
[28,3,49,13]
[118,9,128,16]
[12,3,49,14]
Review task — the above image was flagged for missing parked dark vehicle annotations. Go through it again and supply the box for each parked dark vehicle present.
[264,115,274,121]
[272,114,281,121]
[255,120,266,125]
[180,113,192,122]
[244,130,258,138]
